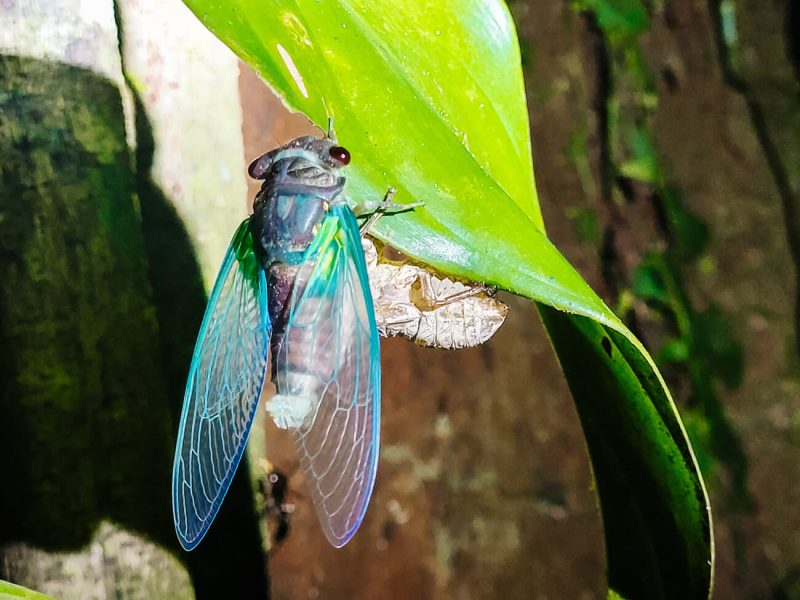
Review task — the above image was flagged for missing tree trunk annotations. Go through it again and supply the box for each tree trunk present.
[0,2,268,598]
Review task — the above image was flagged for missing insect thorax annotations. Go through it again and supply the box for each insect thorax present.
[251,180,344,268]
[252,177,344,332]
[248,136,348,268]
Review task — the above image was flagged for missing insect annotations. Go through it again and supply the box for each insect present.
[172,126,403,550]
[363,238,509,348]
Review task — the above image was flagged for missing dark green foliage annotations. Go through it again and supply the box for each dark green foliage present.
[659,186,709,262]
[569,206,603,245]
[575,0,649,40]
[540,306,712,600]
[694,307,744,390]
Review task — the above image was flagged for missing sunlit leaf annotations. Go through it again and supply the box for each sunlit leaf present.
[0,580,54,600]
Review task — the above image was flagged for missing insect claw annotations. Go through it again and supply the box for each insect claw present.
[359,187,424,235]
[402,201,426,210]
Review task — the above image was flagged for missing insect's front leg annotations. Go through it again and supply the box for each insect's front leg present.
[348,187,424,235]
[410,277,496,312]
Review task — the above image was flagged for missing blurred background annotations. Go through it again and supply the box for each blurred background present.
[0,0,798,598]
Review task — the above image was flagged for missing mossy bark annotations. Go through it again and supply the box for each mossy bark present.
[0,52,268,599]
[0,55,174,548]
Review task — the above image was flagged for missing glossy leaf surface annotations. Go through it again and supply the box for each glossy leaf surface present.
[0,580,53,600]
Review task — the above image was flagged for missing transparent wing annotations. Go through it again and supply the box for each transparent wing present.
[276,204,381,547]
[172,219,271,550]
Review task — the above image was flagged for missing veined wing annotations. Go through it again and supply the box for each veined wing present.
[172,219,271,550]
[275,204,381,547]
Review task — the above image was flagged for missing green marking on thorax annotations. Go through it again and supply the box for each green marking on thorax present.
[307,213,343,280]
[233,219,260,287]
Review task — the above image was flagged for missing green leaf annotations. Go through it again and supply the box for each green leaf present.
[0,580,54,600]
[619,127,659,184]
[540,308,712,598]
[632,259,668,303]
[658,337,691,364]
[661,186,710,261]
[181,0,713,597]
[187,0,611,330]
[573,0,650,40]
[694,306,744,389]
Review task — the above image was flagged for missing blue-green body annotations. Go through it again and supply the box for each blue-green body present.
[172,136,381,550]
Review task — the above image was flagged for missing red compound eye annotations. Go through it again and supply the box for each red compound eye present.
[329,145,351,165]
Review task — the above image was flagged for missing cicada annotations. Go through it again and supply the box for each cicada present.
[363,238,508,349]
[172,130,392,550]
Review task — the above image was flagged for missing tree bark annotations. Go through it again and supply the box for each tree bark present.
[0,2,268,598]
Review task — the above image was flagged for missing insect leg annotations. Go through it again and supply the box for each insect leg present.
[411,278,497,311]
[358,187,424,234]
[359,188,396,234]
[379,314,420,328]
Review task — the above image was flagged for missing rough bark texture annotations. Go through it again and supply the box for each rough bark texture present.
[0,3,269,598]
[0,54,172,548]
[1,523,192,600]
[0,54,188,595]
